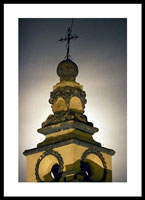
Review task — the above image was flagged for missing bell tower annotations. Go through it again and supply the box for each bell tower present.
[23,20,115,182]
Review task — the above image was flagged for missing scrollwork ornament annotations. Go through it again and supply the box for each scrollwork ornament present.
[49,86,87,109]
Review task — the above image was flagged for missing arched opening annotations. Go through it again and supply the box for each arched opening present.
[73,160,91,182]
[38,155,59,182]
[50,163,63,182]
[85,153,106,181]
[50,163,59,179]
[80,160,91,177]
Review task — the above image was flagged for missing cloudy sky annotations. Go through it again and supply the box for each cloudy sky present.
[19,18,127,182]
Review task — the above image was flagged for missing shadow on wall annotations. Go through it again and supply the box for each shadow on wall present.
[41,159,112,182]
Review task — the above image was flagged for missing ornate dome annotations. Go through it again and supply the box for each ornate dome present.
[57,59,79,81]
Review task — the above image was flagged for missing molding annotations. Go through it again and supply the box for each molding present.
[37,129,100,147]
[23,138,115,156]
[41,111,93,128]
[38,120,98,135]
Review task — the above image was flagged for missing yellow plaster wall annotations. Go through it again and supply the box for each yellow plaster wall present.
[45,128,75,139]
[54,144,88,171]
[26,151,45,182]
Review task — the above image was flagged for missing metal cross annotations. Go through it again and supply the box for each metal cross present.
[59,19,79,60]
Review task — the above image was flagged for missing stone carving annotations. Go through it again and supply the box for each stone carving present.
[49,86,87,110]
[42,111,93,128]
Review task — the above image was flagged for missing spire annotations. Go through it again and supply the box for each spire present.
[59,19,79,60]
[23,19,115,183]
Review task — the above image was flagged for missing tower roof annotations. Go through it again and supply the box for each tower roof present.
[57,59,79,81]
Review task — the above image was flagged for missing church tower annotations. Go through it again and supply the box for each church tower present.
[23,20,115,182]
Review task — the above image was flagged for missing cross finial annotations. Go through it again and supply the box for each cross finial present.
[59,19,79,60]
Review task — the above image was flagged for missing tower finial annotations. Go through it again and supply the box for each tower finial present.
[59,19,79,60]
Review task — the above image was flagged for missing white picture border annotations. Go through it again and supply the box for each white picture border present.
[4,3,142,197]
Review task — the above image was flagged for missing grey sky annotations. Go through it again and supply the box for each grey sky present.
[19,18,127,182]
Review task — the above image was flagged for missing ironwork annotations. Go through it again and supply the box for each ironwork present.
[59,19,79,60]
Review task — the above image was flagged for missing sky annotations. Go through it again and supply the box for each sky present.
[19,18,127,182]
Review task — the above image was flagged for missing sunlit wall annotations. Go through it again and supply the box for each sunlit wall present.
[19,18,127,182]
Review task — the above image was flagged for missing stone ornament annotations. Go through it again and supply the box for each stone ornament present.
[41,111,94,128]
[57,59,79,81]
[49,86,87,111]
[49,86,87,112]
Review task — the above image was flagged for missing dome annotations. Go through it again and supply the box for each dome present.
[57,59,79,81]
